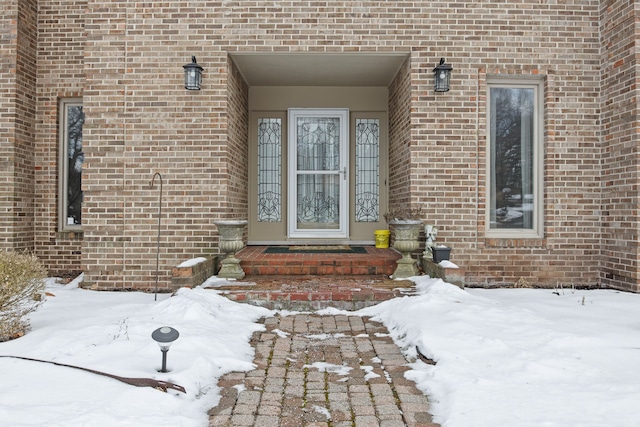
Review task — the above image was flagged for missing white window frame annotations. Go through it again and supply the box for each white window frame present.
[485,78,544,239]
[58,98,84,232]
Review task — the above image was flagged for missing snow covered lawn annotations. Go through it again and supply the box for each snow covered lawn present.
[361,277,640,426]
[1,275,640,426]
[0,276,272,427]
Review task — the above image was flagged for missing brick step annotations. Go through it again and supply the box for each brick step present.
[237,246,401,276]
[210,275,417,310]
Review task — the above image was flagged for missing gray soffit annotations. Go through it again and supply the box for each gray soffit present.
[230,53,409,87]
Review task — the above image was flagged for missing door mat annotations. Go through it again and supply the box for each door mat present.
[263,246,368,254]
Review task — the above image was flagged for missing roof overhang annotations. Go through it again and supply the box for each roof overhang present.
[230,53,409,87]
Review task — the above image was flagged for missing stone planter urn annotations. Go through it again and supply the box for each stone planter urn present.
[389,219,422,279]
[214,219,248,279]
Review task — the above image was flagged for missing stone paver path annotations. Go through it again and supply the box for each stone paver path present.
[209,313,439,427]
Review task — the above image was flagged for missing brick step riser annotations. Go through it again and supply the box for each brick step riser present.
[240,261,397,276]
[223,293,400,311]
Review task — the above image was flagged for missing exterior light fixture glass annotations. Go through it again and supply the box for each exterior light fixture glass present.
[433,58,452,92]
[183,56,203,90]
[152,326,179,373]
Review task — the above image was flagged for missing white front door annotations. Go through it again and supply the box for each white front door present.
[288,108,349,239]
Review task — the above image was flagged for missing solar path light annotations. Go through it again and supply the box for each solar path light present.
[151,326,179,373]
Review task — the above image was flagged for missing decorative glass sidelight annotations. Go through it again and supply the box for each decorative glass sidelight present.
[257,118,282,222]
[355,119,380,222]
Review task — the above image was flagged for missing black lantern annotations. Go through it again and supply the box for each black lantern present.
[183,56,203,90]
[433,58,452,92]
[152,326,179,372]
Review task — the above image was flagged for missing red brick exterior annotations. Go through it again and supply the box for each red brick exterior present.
[33,0,85,275]
[1,0,37,252]
[599,0,640,292]
[2,1,639,292]
[388,57,413,208]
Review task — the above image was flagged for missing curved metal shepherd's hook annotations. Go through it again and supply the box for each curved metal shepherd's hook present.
[149,173,163,301]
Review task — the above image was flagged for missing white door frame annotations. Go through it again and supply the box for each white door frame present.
[287,108,349,239]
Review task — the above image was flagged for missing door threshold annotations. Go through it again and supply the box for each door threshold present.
[247,240,375,246]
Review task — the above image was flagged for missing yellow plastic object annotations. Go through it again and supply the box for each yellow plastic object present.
[374,229,391,248]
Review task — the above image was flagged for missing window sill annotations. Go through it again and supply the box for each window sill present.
[483,237,546,248]
[57,229,84,240]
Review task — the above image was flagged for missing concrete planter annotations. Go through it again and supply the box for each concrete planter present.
[389,219,422,279]
[214,220,248,279]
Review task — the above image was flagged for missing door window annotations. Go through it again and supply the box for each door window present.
[288,109,349,238]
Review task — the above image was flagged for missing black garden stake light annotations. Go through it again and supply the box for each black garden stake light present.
[152,326,179,373]
[183,56,203,90]
[433,58,452,92]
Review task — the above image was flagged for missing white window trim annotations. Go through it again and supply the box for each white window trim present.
[58,98,83,232]
[485,78,544,239]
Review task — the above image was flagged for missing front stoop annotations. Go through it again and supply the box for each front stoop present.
[236,246,401,276]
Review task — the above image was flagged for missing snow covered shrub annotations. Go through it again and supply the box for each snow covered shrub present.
[0,251,47,341]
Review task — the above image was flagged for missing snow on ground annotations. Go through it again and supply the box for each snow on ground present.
[359,277,640,427]
[0,275,272,427]
[1,274,640,426]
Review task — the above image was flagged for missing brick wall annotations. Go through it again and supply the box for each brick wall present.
[599,0,640,292]
[34,0,86,276]
[80,1,215,289]
[388,56,412,208]
[10,0,628,290]
[0,1,19,250]
[80,0,128,289]
[225,56,250,220]
[0,0,37,252]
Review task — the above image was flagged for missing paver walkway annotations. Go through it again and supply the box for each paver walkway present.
[208,313,439,427]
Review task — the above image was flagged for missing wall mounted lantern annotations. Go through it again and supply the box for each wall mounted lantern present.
[152,326,179,372]
[183,56,203,90]
[433,58,452,92]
